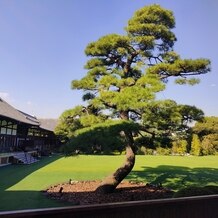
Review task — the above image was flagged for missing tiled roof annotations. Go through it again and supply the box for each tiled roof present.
[39,119,58,132]
[0,98,40,126]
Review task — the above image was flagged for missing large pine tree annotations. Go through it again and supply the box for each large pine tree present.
[59,4,210,193]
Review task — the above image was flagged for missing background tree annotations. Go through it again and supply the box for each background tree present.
[139,102,204,149]
[190,134,201,156]
[193,117,218,137]
[172,139,188,155]
[59,4,210,193]
[192,117,218,155]
[201,134,218,155]
[55,105,106,144]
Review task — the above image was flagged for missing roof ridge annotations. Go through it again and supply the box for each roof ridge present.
[0,98,39,126]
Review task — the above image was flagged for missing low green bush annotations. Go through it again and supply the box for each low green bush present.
[156,147,171,155]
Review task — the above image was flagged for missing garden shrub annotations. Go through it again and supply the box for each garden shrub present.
[136,146,155,155]
[156,147,171,155]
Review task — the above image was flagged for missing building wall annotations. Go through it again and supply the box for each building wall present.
[0,116,57,153]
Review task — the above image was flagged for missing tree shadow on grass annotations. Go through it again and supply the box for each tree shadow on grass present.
[0,154,68,211]
[0,190,68,211]
[127,165,218,191]
[0,155,61,191]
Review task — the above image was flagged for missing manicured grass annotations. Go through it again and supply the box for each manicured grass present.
[129,155,218,190]
[0,154,217,211]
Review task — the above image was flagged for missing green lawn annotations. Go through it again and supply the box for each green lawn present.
[0,154,217,211]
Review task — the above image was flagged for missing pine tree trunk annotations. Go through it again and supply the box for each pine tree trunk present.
[95,141,136,194]
[95,111,135,194]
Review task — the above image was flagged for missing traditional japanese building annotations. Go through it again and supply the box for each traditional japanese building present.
[0,98,58,164]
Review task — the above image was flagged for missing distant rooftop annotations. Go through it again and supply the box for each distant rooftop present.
[0,97,39,126]
[0,97,57,131]
[39,119,58,132]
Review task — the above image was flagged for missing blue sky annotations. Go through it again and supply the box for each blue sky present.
[0,0,217,118]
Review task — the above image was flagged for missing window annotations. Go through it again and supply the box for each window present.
[1,128,6,134]
[7,129,12,135]
[0,120,17,135]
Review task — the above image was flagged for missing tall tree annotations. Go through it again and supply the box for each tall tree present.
[140,102,204,148]
[193,117,218,155]
[193,117,218,137]
[191,134,201,156]
[172,139,188,155]
[67,4,210,193]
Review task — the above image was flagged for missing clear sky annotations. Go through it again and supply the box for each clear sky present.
[0,0,217,118]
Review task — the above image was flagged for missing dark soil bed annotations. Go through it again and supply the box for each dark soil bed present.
[44,180,174,205]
